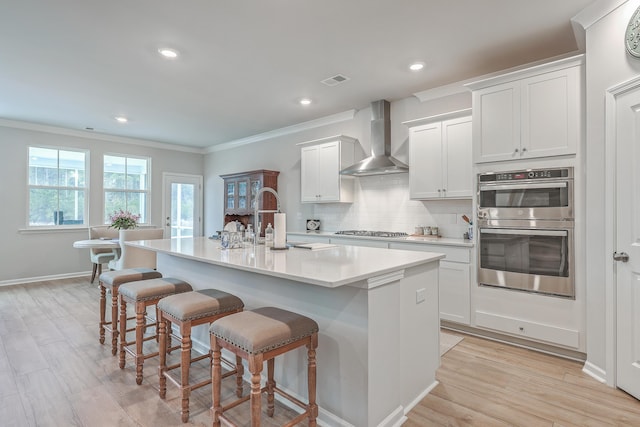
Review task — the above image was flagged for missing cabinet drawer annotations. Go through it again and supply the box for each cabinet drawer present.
[475,310,580,349]
[389,242,470,263]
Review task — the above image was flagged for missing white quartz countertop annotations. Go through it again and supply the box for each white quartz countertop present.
[287,231,474,247]
[126,237,444,288]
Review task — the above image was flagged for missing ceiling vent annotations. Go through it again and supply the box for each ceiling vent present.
[321,74,351,87]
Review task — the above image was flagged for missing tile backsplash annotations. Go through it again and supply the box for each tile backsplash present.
[310,174,472,238]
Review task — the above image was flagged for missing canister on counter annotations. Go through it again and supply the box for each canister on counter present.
[423,226,431,236]
[414,226,424,235]
[431,226,439,236]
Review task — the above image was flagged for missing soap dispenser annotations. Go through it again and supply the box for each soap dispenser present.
[265,223,274,247]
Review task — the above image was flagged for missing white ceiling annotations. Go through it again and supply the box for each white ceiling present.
[0,0,595,149]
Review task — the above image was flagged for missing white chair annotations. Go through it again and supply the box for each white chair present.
[89,226,120,283]
[108,228,164,271]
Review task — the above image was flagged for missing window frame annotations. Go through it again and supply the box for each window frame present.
[27,145,89,229]
[102,153,151,225]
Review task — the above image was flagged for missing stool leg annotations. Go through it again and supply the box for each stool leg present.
[308,335,318,426]
[119,296,128,369]
[235,355,244,398]
[211,339,222,427]
[249,354,264,427]
[266,358,275,417]
[158,313,167,399]
[111,287,119,355]
[135,301,146,385]
[180,322,192,423]
[99,283,106,344]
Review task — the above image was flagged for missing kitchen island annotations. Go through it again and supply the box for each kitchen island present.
[126,237,444,427]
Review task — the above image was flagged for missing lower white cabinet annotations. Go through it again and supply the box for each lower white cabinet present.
[389,242,471,325]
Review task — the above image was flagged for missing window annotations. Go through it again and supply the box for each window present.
[103,155,150,224]
[28,146,88,226]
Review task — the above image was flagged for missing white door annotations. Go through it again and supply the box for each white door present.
[409,122,442,199]
[614,84,640,399]
[162,173,203,238]
[443,116,472,198]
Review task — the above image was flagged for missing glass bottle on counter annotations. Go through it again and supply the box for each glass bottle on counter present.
[265,223,274,247]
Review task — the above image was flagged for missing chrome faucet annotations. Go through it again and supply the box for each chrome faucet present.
[253,186,281,236]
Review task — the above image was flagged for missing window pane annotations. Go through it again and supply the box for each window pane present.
[104,155,126,189]
[29,188,58,225]
[29,147,58,186]
[126,192,146,223]
[104,191,127,222]
[59,150,86,187]
[127,157,148,190]
[59,190,85,224]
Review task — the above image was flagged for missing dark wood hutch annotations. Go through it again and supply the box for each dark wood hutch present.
[220,169,279,236]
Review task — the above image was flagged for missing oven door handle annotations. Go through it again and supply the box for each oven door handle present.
[479,182,567,191]
[480,228,568,237]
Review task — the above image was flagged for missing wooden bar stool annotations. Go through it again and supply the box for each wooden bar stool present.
[98,268,163,355]
[210,307,319,427]
[118,277,193,385]
[157,289,245,423]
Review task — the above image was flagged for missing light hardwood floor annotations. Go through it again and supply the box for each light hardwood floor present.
[1,277,639,426]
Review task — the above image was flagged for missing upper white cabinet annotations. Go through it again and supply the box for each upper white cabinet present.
[298,135,356,203]
[467,55,583,163]
[404,110,472,200]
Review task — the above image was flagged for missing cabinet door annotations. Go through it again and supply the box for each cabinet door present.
[473,81,521,163]
[521,67,579,158]
[225,180,236,211]
[317,141,340,202]
[439,260,470,325]
[409,122,443,199]
[237,179,249,212]
[443,116,472,198]
[300,145,319,202]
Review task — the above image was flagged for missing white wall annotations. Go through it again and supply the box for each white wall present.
[0,123,204,283]
[204,93,472,238]
[575,0,640,377]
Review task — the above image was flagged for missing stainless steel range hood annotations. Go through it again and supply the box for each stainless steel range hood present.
[340,99,408,176]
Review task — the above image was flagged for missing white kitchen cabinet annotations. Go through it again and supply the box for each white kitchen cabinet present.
[467,55,582,163]
[389,241,472,325]
[298,135,356,203]
[405,110,472,200]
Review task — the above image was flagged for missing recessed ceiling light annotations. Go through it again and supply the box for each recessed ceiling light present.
[299,98,312,106]
[158,48,179,59]
[409,62,425,71]
[115,116,128,123]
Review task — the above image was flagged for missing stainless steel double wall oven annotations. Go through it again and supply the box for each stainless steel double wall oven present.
[477,167,574,298]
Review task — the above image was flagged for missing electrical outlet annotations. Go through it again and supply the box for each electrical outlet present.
[416,288,426,304]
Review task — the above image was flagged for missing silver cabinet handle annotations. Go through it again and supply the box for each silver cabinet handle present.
[514,148,519,153]
[613,252,630,262]
[522,147,527,153]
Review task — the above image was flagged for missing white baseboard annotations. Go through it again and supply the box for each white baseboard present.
[0,271,90,287]
[582,360,607,384]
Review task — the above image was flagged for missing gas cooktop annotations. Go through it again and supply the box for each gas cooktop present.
[334,230,409,238]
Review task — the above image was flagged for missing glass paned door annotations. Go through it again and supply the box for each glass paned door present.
[163,173,202,238]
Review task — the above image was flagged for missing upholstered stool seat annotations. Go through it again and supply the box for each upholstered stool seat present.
[157,289,244,423]
[118,277,193,385]
[98,268,163,355]
[210,307,319,427]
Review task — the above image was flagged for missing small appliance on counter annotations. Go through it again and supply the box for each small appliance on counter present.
[306,219,321,233]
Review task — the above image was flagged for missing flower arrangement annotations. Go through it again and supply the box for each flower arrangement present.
[109,209,140,230]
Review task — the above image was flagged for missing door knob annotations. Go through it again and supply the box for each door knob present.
[613,252,630,262]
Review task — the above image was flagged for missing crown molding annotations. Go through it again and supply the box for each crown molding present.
[206,109,357,153]
[0,118,205,154]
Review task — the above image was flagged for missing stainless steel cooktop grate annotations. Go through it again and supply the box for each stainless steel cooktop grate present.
[334,230,408,238]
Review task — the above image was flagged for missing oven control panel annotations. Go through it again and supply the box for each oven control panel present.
[479,167,572,182]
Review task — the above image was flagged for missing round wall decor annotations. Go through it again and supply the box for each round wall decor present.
[626,5,640,58]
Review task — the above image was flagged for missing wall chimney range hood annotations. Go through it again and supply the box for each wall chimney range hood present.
[340,99,409,176]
